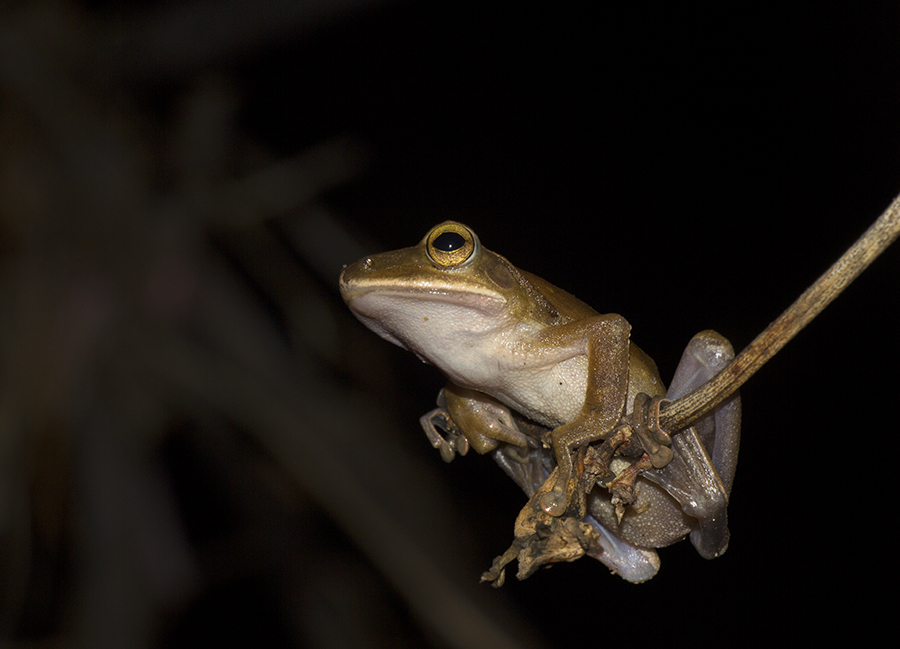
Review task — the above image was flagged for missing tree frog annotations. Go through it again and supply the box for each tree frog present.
[339,221,740,582]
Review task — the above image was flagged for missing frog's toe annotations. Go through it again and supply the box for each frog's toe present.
[539,488,567,516]
[437,440,456,463]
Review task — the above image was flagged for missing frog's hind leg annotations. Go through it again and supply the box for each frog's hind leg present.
[665,330,741,491]
[646,330,741,559]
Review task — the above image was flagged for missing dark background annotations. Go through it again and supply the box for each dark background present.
[2,1,898,647]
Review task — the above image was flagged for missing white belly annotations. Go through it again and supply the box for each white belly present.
[490,354,590,429]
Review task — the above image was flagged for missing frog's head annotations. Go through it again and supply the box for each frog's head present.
[339,221,559,372]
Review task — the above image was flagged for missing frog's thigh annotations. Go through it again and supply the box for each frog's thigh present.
[666,330,741,489]
[651,330,741,559]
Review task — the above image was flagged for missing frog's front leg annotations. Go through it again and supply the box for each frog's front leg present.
[538,314,632,517]
[420,384,534,462]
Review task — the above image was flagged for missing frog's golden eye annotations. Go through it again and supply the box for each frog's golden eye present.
[425,222,478,268]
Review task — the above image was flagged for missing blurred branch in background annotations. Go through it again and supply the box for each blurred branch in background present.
[0,2,545,647]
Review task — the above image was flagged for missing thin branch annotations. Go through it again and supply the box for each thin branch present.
[659,192,900,433]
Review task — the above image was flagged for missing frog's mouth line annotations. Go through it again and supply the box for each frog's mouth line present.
[342,283,507,316]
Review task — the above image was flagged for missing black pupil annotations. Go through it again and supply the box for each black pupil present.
[433,231,466,252]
